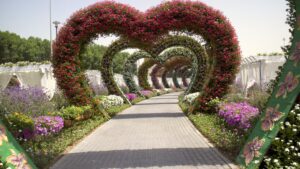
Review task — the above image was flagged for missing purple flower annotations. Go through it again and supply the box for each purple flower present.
[34,116,64,136]
[140,90,152,97]
[1,86,55,116]
[125,93,137,101]
[218,102,260,132]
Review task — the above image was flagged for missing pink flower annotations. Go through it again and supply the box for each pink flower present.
[261,105,282,131]
[243,137,264,165]
[6,150,31,169]
[276,72,299,98]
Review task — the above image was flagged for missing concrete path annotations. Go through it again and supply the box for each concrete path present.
[51,92,236,169]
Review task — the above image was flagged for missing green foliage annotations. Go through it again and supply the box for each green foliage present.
[56,105,91,121]
[131,97,145,105]
[261,104,300,168]
[123,51,151,94]
[6,112,34,132]
[247,91,270,112]
[79,43,129,74]
[188,113,246,161]
[223,93,246,103]
[0,31,50,63]
[138,58,157,90]
[0,156,9,169]
[106,104,130,116]
[206,97,223,114]
[50,92,69,110]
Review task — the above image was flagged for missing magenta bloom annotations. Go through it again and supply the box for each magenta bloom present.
[34,116,64,136]
[218,102,260,131]
[125,93,137,101]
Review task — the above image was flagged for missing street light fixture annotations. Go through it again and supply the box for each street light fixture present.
[53,21,61,36]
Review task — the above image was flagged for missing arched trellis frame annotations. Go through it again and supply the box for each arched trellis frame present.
[52,0,240,109]
[149,48,196,90]
[137,58,157,90]
[172,66,184,89]
[180,66,193,87]
[150,64,164,89]
[236,2,300,168]
[101,36,208,102]
[123,51,152,96]
[150,61,191,90]
[161,68,171,88]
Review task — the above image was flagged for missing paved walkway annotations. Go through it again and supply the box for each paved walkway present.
[51,92,236,169]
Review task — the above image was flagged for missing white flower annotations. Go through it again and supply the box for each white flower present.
[292,162,298,166]
[254,160,259,164]
[273,159,279,163]
[264,158,271,162]
[284,148,290,153]
[183,92,200,104]
[285,122,291,126]
[292,128,297,132]
[275,137,280,140]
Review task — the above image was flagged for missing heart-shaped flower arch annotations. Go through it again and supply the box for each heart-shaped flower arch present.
[52,0,240,112]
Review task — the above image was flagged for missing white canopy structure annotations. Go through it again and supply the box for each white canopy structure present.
[235,55,286,92]
[0,64,56,98]
[0,63,186,99]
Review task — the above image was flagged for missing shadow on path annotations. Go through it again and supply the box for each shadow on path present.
[54,148,229,169]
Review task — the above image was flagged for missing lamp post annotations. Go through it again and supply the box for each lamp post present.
[53,21,60,36]
[49,0,52,58]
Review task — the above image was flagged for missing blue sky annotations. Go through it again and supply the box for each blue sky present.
[0,0,290,57]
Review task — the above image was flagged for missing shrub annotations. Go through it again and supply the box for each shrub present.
[125,93,137,101]
[261,104,300,168]
[218,102,260,133]
[50,91,69,110]
[0,87,55,116]
[247,91,269,112]
[5,112,34,140]
[98,95,124,109]
[58,105,91,121]
[223,93,246,103]
[183,92,200,105]
[205,97,223,114]
[34,116,64,136]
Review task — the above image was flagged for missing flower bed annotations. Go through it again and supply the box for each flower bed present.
[125,93,138,101]
[0,87,55,116]
[183,92,200,105]
[34,116,64,136]
[98,95,124,109]
[140,90,153,97]
[218,102,260,132]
